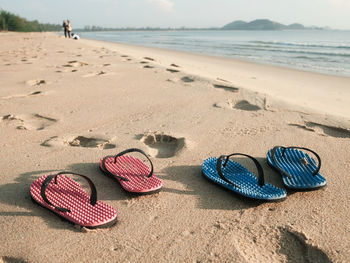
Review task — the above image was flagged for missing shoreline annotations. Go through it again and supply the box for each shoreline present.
[80,36,350,119]
[78,29,350,78]
[1,32,349,262]
[81,34,350,78]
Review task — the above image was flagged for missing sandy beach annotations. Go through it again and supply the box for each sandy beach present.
[1,32,350,262]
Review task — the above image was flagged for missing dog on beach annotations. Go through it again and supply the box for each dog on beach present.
[71,33,80,40]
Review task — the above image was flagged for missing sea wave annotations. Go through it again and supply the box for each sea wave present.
[250,40,350,49]
[81,30,350,77]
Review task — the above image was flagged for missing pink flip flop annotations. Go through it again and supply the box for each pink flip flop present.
[99,148,162,193]
[30,171,117,228]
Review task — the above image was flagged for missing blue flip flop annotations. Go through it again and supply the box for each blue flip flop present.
[267,146,326,190]
[202,153,287,201]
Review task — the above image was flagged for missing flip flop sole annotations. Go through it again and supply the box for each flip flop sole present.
[30,175,117,227]
[202,158,286,201]
[31,196,118,228]
[99,156,162,193]
[267,148,326,190]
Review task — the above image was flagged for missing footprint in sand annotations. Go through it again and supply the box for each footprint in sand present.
[214,100,261,112]
[234,100,261,111]
[83,71,113,78]
[1,113,57,130]
[144,57,155,61]
[170,63,180,68]
[67,136,116,149]
[2,91,43,99]
[62,61,88,67]
[181,76,194,83]
[144,65,154,69]
[277,227,331,263]
[214,100,235,110]
[97,71,108,75]
[140,61,149,64]
[167,68,180,73]
[1,114,18,122]
[26,79,46,86]
[137,132,185,158]
[233,225,331,262]
[41,136,59,147]
[213,84,239,92]
[1,257,28,263]
[42,135,116,149]
[29,91,42,96]
[289,122,350,138]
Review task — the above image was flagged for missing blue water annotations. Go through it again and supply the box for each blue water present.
[81,30,350,77]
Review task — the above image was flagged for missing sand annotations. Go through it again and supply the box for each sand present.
[0,32,349,262]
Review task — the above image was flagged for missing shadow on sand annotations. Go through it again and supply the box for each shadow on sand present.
[0,156,290,231]
[161,156,289,211]
[0,162,132,231]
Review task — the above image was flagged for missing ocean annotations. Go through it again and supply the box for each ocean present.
[80,30,350,77]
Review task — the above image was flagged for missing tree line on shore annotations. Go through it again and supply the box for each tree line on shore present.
[0,10,61,32]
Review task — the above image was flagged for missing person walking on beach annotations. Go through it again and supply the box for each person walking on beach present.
[62,20,67,38]
[66,20,72,38]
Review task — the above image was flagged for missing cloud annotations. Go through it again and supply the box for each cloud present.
[328,0,350,8]
[147,0,174,12]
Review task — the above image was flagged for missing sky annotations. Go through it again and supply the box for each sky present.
[0,0,350,29]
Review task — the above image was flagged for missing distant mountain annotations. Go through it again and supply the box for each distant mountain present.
[287,23,305,30]
[222,19,313,30]
[223,20,247,29]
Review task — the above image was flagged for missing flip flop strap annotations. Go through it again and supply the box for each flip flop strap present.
[271,146,321,178]
[101,155,130,181]
[216,153,265,188]
[102,148,154,181]
[40,171,97,213]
